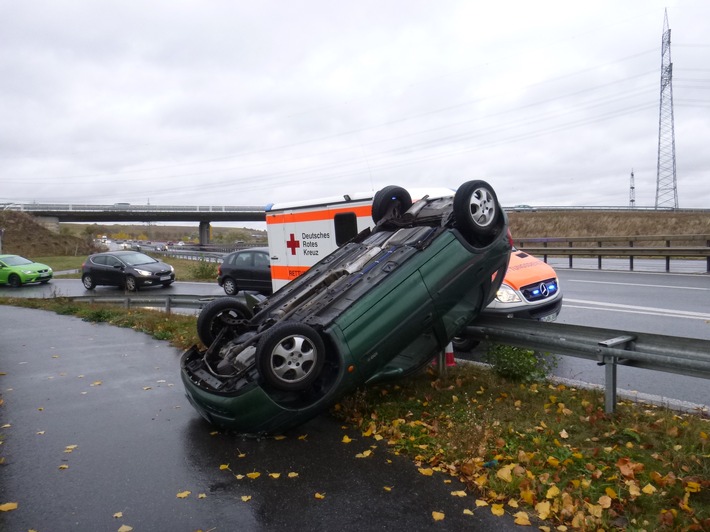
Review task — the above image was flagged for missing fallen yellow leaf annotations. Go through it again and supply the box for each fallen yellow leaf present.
[450,490,467,497]
[117,526,133,532]
[383,486,393,492]
[475,499,489,507]
[113,512,123,518]
[58,464,69,470]
[432,511,445,521]
[598,495,612,508]
[342,435,352,443]
[491,504,505,516]
[418,467,434,476]
[198,493,206,499]
[269,473,281,479]
[288,472,299,478]
[246,472,261,479]
[642,483,657,495]
[219,464,230,470]
[273,435,286,440]
[314,492,326,499]
[513,511,531,525]
[496,464,514,483]
[176,491,191,499]
[0,502,19,512]
[545,485,560,499]
[535,501,551,520]
[241,495,252,502]
[463,508,474,515]
[355,450,372,458]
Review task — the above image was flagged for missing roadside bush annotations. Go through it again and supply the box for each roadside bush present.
[485,343,555,382]
[189,257,218,280]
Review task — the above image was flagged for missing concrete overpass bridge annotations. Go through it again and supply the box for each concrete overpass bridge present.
[2,203,266,245]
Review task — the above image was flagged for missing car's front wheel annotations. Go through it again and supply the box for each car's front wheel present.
[8,274,21,288]
[124,275,138,292]
[82,274,96,290]
[372,185,412,224]
[222,277,238,296]
[257,322,325,392]
[196,297,253,347]
[453,180,502,246]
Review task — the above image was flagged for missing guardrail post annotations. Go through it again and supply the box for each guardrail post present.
[598,355,617,414]
[597,241,602,270]
[707,239,709,273]
[568,241,572,268]
[165,297,171,314]
[629,240,634,271]
[597,335,636,414]
[666,240,671,272]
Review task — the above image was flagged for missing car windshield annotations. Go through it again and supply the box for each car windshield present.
[121,252,157,266]
[2,256,32,266]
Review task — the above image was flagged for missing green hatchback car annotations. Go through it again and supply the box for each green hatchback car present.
[181,180,511,434]
[0,254,53,287]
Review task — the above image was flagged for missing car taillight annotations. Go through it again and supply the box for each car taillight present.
[506,229,514,248]
[217,265,222,275]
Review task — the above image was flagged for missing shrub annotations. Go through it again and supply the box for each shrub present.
[189,258,218,280]
[485,343,555,382]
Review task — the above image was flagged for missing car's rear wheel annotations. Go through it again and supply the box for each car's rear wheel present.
[372,185,412,224]
[453,180,501,246]
[82,274,96,290]
[8,274,21,288]
[125,275,138,292]
[222,277,238,296]
[196,297,253,347]
[257,322,325,392]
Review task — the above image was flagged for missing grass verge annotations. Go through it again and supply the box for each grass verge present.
[1,297,708,530]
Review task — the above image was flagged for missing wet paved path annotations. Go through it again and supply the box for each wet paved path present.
[1,306,521,531]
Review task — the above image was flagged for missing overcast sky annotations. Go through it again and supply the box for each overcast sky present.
[2,0,709,213]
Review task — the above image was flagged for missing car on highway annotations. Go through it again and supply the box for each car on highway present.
[81,250,175,291]
[181,180,512,434]
[0,254,53,287]
[217,247,272,296]
[452,245,562,351]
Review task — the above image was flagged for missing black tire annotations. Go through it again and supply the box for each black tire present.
[125,275,138,292]
[256,321,325,392]
[8,274,21,288]
[372,185,412,224]
[452,335,480,352]
[82,274,96,290]
[161,281,173,288]
[222,277,238,296]
[453,180,501,246]
[196,297,253,347]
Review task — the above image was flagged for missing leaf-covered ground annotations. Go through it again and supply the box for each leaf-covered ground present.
[1,298,708,530]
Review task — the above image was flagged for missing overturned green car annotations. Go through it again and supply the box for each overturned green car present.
[180,180,511,434]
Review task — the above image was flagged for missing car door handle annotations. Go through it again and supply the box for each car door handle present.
[423,313,433,328]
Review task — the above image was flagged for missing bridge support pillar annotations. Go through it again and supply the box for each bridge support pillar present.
[36,216,60,233]
[199,221,211,246]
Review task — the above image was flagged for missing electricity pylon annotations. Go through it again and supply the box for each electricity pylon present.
[655,9,678,209]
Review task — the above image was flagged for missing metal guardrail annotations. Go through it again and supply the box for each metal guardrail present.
[67,295,709,413]
[517,234,710,273]
[465,315,710,413]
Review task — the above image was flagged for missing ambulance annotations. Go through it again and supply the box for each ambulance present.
[264,187,562,325]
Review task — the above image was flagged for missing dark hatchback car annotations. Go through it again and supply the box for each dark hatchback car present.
[181,180,511,435]
[217,247,272,296]
[81,251,175,291]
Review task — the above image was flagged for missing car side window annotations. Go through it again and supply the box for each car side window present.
[254,253,269,268]
[106,256,122,267]
[236,252,252,267]
[93,256,107,266]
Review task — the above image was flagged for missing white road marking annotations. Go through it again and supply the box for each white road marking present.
[566,279,710,292]
[564,298,710,321]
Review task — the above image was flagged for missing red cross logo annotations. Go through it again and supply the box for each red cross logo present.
[286,233,300,255]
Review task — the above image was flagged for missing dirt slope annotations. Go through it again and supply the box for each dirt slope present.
[0,211,98,257]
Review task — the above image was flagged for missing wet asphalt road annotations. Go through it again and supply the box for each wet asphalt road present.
[1,306,522,531]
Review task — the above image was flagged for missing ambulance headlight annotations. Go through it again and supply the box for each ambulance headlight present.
[495,284,521,304]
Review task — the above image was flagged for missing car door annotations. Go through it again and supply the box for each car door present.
[252,251,272,294]
[104,255,127,286]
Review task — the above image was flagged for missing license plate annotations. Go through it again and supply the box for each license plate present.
[39,272,49,277]
[160,275,171,281]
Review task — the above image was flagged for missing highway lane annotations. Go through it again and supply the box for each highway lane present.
[3,269,709,408]
[553,269,710,409]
